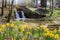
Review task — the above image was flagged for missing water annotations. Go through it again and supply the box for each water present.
[21,11,25,22]
[15,10,25,22]
[15,10,20,21]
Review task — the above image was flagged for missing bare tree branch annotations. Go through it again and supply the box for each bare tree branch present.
[7,0,14,22]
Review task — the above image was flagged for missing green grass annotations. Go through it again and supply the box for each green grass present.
[52,10,60,17]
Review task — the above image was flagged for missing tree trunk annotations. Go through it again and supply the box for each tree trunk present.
[50,0,53,17]
[4,0,7,8]
[45,0,47,14]
[41,0,47,7]
[50,0,52,9]
[7,0,14,22]
[0,0,4,16]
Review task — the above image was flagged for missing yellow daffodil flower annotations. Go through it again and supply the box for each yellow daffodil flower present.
[21,27,25,32]
[53,29,57,33]
[1,24,6,28]
[26,25,28,28]
[6,23,10,26]
[22,36,26,40]
[54,34,59,39]
[26,31,31,35]
[45,33,48,36]
[40,25,47,28]
[10,23,14,28]
[44,28,49,32]
[49,33,54,37]
[45,31,50,36]
[49,31,53,34]
[45,33,49,36]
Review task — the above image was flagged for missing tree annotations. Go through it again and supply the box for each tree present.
[4,0,7,8]
[7,0,14,22]
[50,0,53,17]
[41,0,47,7]
[0,0,4,16]
[50,0,52,9]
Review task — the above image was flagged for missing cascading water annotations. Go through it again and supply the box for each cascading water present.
[15,10,25,22]
[15,10,20,21]
[21,11,25,22]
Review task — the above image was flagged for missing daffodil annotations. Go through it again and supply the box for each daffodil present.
[44,28,49,32]
[40,25,47,28]
[20,26,25,32]
[45,33,49,36]
[45,33,48,36]
[22,36,26,40]
[49,31,53,34]
[53,29,57,33]
[45,31,50,36]
[54,34,59,39]
[26,31,31,35]
[10,23,14,28]
[1,24,6,28]
[6,23,10,26]
[26,25,28,28]
[49,33,54,37]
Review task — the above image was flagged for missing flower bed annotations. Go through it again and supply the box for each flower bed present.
[0,23,60,40]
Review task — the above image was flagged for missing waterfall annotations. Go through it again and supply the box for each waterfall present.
[21,11,25,22]
[15,10,25,21]
[15,10,20,21]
